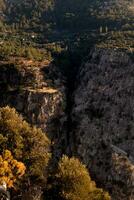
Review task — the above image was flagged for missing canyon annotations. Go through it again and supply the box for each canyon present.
[0,47,134,199]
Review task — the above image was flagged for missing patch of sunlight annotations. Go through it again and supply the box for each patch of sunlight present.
[26,87,58,94]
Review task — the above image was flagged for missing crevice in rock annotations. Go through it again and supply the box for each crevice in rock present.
[53,45,89,156]
[64,49,78,155]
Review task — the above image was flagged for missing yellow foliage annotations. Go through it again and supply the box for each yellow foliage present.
[0,106,51,184]
[49,155,111,200]
[0,150,26,188]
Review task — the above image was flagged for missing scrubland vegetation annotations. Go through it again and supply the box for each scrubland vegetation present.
[0,0,134,199]
[0,107,111,200]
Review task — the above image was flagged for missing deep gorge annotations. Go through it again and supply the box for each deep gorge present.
[1,46,134,200]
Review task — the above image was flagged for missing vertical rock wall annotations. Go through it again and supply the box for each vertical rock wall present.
[0,61,66,143]
[71,48,134,199]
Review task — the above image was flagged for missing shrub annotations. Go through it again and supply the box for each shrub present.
[0,150,26,188]
[0,106,51,185]
[46,155,111,200]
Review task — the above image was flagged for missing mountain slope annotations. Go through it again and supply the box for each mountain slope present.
[70,48,134,200]
[1,0,134,33]
[0,0,134,199]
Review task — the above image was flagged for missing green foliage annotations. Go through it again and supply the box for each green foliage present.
[96,30,134,53]
[0,106,51,184]
[4,0,54,32]
[0,0,134,62]
[46,155,111,200]
[1,0,134,34]
[0,39,52,61]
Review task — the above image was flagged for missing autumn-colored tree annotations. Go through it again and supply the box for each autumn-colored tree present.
[0,150,26,188]
[46,155,111,200]
[0,106,51,185]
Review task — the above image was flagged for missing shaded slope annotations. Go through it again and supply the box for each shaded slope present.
[70,47,134,199]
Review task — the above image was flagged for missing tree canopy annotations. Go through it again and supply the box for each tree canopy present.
[0,106,51,185]
[0,150,26,188]
[46,155,111,200]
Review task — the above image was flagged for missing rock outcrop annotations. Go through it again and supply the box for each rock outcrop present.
[0,60,66,142]
[1,47,134,199]
[70,48,134,199]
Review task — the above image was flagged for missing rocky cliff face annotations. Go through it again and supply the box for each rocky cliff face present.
[0,60,66,143]
[1,48,134,199]
[70,48,134,199]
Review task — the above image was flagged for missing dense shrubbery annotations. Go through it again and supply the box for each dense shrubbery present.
[0,40,52,61]
[0,107,111,199]
[0,0,133,63]
[97,30,134,52]
[0,106,51,186]
[46,155,111,200]
[2,0,54,32]
[1,0,134,33]
[0,150,26,188]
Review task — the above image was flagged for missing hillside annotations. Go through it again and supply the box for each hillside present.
[1,0,134,33]
[71,48,134,199]
[0,0,133,56]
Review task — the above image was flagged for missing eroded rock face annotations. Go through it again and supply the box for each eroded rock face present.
[1,48,134,199]
[0,60,67,200]
[0,61,66,140]
[71,48,134,199]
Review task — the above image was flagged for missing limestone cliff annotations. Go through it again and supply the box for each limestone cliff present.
[0,59,66,142]
[1,48,134,199]
[70,48,134,199]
